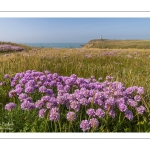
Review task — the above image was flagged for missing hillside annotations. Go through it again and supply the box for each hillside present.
[83,39,150,49]
[0,41,32,52]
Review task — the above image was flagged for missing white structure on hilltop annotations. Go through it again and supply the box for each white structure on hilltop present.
[100,35,102,40]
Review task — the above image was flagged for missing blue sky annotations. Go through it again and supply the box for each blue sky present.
[0,18,150,43]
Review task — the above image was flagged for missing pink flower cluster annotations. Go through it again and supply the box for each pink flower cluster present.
[3,70,146,131]
[0,44,24,51]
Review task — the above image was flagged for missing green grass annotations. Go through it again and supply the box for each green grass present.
[1,46,150,132]
[84,39,150,49]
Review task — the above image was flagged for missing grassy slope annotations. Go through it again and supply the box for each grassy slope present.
[0,41,32,52]
[1,42,150,131]
[83,39,150,49]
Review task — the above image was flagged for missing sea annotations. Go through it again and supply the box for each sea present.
[22,43,85,48]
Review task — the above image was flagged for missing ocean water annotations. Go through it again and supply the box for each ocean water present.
[23,43,85,48]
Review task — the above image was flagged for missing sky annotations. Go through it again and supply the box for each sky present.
[0,18,150,43]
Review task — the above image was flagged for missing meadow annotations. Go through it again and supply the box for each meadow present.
[0,44,150,132]
[84,39,150,49]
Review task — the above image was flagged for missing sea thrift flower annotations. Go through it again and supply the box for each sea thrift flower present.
[5,102,16,111]
[15,87,23,95]
[15,84,22,88]
[118,103,127,112]
[18,93,28,101]
[57,85,64,91]
[64,85,70,92]
[89,118,99,130]
[24,97,33,102]
[9,90,16,97]
[46,89,53,95]
[88,97,94,103]
[134,95,141,102]
[108,109,116,118]
[79,98,89,106]
[39,86,47,93]
[127,99,137,107]
[37,81,43,86]
[116,98,125,104]
[70,101,80,112]
[49,107,60,121]
[136,106,146,114]
[19,72,25,78]
[21,101,35,110]
[41,96,51,102]
[57,96,66,105]
[80,120,91,131]
[39,109,47,118]
[0,44,24,52]
[25,86,34,94]
[46,102,54,109]
[98,77,103,80]
[11,81,16,87]
[4,74,10,79]
[125,86,138,94]
[19,78,27,85]
[52,73,58,79]
[96,99,104,106]
[95,108,105,118]
[86,108,96,117]
[137,87,144,95]
[125,110,133,120]
[35,100,44,109]
[26,80,36,86]
[4,70,146,130]
[66,111,76,122]
[105,97,115,106]
[39,75,47,81]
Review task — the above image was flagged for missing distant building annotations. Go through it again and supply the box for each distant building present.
[100,35,102,40]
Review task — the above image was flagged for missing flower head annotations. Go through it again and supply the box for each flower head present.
[49,107,60,121]
[134,95,141,102]
[66,111,76,122]
[35,100,44,109]
[86,108,95,117]
[18,93,28,101]
[39,109,47,118]
[125,110,133,120]
[80,120,91,132]
[5,102,16,111]
[4,74,10,79]
[25,86,34,94]
[95,108,105,118]
[136,106,146,114]
[118,103,127,112]
[127,99,137,107]
[108,109,116,118]
[137,87,144,95]
[21,101,35,110]
[9,90,16,98]
[39,86,47,93]
[70,101,80,112]
[89,118,99,130]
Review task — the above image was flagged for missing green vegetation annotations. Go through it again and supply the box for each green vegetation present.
[0,41,32,52]
[1,42,150,132]
[83,39,150,49]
